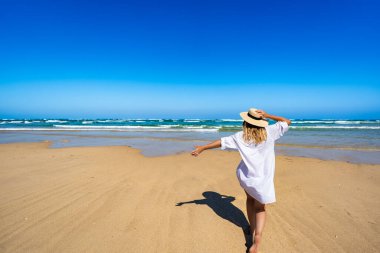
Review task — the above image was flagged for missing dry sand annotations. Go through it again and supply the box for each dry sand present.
[0,142,379,253]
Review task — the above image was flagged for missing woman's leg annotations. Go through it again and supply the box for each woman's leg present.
[252,200,266,252]
[245,191,256,236]
[245,191,266,253]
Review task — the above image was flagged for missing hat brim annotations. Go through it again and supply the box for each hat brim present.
[240,112,268,127]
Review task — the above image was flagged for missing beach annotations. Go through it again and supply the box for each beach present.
[0,142,379,253]
[2,0,379,252]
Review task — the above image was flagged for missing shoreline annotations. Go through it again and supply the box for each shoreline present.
[1,123,380,164]
[2,141,380,169]
[0,138,380,165]
[2,132,380,151]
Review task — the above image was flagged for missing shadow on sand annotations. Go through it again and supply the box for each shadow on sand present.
[176,191,252,252]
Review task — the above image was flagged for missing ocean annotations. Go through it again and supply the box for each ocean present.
[0,118,379,164]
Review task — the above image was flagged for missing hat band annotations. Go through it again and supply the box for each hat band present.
[247,113,267,121]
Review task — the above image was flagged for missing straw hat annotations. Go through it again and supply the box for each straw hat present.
[240,108,268,127]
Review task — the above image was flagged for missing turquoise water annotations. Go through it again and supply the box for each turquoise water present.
[1,118,379,131]
[0,119,379,164]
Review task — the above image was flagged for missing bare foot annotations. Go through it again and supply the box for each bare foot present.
[248,244,258,253]
[249,235,262,253]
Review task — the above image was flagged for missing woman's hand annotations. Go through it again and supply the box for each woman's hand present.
[256,109,268,119]
[191,145,204,157]
[191,140,221,157]
[257,110,292,125]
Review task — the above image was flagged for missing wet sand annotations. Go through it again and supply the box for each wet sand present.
[0,142,379,252]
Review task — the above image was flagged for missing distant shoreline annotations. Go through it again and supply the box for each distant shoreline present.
[1,118,379,164]
[1,118,380,132]
[1,129,379,164]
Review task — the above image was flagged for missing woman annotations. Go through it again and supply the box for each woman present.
[191,108,291,253]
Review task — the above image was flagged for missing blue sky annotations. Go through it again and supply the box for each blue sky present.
[0,0,379,119]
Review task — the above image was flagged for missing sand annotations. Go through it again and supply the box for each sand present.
[0,142,379,253]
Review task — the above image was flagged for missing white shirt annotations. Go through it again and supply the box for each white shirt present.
[221,121,289,204]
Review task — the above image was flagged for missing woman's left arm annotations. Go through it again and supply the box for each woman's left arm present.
[191,140,221,157]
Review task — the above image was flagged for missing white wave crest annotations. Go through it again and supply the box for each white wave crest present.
[182,125,220,129]
[184,120,201,123]
[219,119,243,122]
[334,120,360,124]
[45,120,67,123]
[291,120,335,124]
[292,120,380,124]
[96,120,113,123]
[290,126,380,130]
[16,125,219,132]
[0,128,67,131]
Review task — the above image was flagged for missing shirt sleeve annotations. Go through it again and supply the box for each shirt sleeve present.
[266,121,289,141]
[221,133,239,150]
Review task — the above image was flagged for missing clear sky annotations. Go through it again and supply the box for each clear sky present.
[0,0,379,119]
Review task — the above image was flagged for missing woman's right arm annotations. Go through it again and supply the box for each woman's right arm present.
[256,110,292,126]
[191,140,221,157]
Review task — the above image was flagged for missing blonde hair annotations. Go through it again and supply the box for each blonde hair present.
[242,121,267,144]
